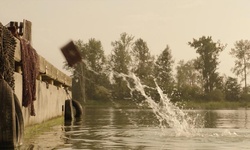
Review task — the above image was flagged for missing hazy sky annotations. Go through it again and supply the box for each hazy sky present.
[1,0,250,78]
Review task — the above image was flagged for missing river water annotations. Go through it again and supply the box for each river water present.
[21,107,250,150]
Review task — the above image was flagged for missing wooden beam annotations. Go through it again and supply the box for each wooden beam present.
[23,19,32,43]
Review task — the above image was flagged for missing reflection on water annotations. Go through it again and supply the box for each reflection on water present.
[21,107,250,150]
[202,109,250,129]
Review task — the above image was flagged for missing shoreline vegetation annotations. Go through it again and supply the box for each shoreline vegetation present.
[24,117,63,140]
[84,100,250,110]
[68,36,250,112]
[180,101,250,110]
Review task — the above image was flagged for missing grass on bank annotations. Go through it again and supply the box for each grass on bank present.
[181,101,250,110]
[84,99,140,108]
[84,99,250,110]
[24,117,63,140]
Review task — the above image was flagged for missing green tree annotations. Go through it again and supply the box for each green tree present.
[84,38,110,101]
[175,59,202,101]
[132,38,154,81]
[85,38,106,72]
[176,59,202,88]
[224,77,241,101]
[110,32,134,100]
[111,32,133,74]
[230,40,250,92]
[188,36,225,94]
[154,45,174,97]
[131,38,155,102]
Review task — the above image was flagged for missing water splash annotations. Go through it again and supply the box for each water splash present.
[81,61,202,136]
[124,73,200,136]
[105,69,201,136]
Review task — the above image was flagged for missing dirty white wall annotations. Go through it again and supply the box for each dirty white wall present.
[14,73,69,127]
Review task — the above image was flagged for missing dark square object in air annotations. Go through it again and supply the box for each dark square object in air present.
[61,40,82,67]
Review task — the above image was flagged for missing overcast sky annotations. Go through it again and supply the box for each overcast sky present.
[1,0,250,78]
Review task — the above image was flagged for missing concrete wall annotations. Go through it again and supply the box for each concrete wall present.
[1,21,72,127]
[14,38,72,127]
[14,73,69,127]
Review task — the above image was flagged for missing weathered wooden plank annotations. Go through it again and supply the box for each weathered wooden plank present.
[23,19,32,43]
[39,56,46,74]
[14,37,21,62]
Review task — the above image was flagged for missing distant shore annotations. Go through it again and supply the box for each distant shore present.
[84,100,250,110]
[180,101,250,110]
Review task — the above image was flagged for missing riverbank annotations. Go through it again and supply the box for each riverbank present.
[84,99,250,110]
[181,101,250,110]
[24,117,63,142]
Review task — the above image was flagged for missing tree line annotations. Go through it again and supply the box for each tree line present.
[64,33,250,103]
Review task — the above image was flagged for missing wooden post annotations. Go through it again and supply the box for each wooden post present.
[23,19,32,43]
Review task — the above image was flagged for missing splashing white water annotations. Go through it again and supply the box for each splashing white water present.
[81,60,202,136]
[105,69,201,136]
[124,73,199,136]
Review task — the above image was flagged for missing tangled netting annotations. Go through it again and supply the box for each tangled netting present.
[20,38,39,116]
[0,22,39,116]
[0,22,16,90]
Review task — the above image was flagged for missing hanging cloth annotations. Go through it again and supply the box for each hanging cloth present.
[20,38,39,116]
